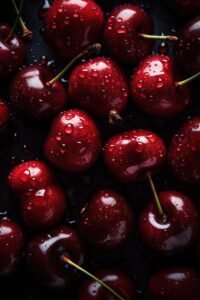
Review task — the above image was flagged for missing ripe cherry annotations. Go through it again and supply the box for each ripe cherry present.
[0,99,9,137]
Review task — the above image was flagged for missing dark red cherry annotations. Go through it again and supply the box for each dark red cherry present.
[78,189,133,250]
[10,65,67,122]
[165,0,200,18]
[175,16,200,75]
[43,0,104,60]
[0,99,9,137]
[68,57,128,119]
[104,130,166,183]
[8,160,67,230]
[104,4,153,65]
[78,267,137,300]
[168,116,200,185]
[0,23,26,79]
[130,54,190,117]
[26,226,85,289]
[139,191,199,255]
[148,267,200,300]
[0,218,24,276]
[44,109,101,172]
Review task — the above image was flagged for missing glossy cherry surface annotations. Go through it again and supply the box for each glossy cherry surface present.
[165,0,200,18]
[130,54,190,117]
[43,0,104,60]
[44,109,101,172]
[0,218,24,276]
[148,267,200,300]
[79,189,133,250]
[10,65,67,122]
[104,129,166,183]
[0,99,9,137]
[78,267,137,300]
[139,191,199,255]
[26,226,85,289]
[104,4,153,65]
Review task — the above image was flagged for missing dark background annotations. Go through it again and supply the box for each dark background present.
[0,0,199,299]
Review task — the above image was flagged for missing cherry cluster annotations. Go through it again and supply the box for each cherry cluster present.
[0,0,200,299]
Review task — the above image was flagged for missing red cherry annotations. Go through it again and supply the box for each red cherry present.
[168,116,200,185]
[78,267,137,300]
[43,0,104,60]
[0,99,9,137]
[78,189,133,250]
[175,16,200,75]
[0,218,24,276]
[165,0,200,18]
[130,54,190,117]
[68,57,128,120]
[26,226,86,289]
[44,109,101,172]
[8,160,67,230]
[139,191,199,256]
[104,129,166,183]
[0,23,26,79]
[148,267,200,300]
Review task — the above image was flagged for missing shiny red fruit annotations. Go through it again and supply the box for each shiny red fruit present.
[139,191,199,256]
[0,24,26,79]
[175,16,200,75]
[104,129,166,183]
[43,0,104,60]
[0,99,9,137]
[104,4,153,65]
[0,218,24,276]
[165,0,200,18]
[148,267,200,300]
[130,54,190,117]
[8,160,67,230]
[78,267,137,300]
[79,189,133,250]
[168,116,200,185]
[10,65,67,122]
[26,226,85,289]
[44,109,101,172]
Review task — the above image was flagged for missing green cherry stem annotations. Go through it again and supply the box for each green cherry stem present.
[60,255,125,300]
[139,33,178,41]
[11,0,32,39]
[6,0,23,41]
[176,71,200,87]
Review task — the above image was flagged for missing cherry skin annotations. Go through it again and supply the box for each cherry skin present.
[104,4,153,65]
[0,218,24,276]
[165,0,200,18]
[139,191,199,256]
[130,54,190,117]
[78,267,137,300]
[44,109,101,172]
[175,16,200,75]
[0,99,9,137]
[8,160,67,230]
[10,65,67,123]
[148,267,200,300]
[0,23,26,79]
[43,0,104,60]
[78,189,133,250]
[168,116,200,185]
[68,57,128,118]
[104,129,166,183]
[26,226,86,289]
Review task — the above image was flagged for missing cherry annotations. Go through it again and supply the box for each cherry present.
[8,160,67,230]
[78,267,137,300]
[44,109,101,172]
[148,267,200,300]
[104,129,166,183]
[0,99,9,137]
[130,54,191,117]
[164,0,200,18]
[0,218,24,276]
[139,190,199,255]
[168,116,200,185]
[78,189,133,250]
[104,4,177,66]
[175,16,200,75]
[43,0,104,60]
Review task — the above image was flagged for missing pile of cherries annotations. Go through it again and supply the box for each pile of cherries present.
[1,0,200,299]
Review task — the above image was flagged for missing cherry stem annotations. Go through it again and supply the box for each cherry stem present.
[139,33,178,41]
[146,172,166,221]
[6,0,23,41]
[11,0,32,39]
[60,255,124,300]
[109,109,123,125]
[47,43,102,86]
[176,71,200,87]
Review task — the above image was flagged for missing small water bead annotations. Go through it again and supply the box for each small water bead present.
[20,170,30,182]
[156,78,164,88]
[56,132,62,141]
[64,123,73,134]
